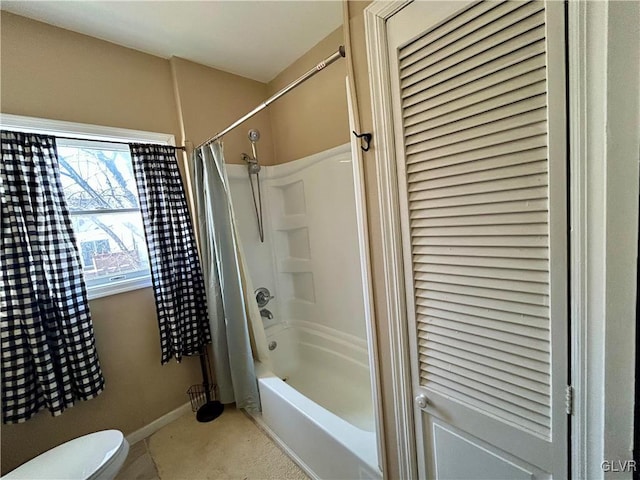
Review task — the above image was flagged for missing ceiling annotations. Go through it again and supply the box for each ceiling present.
[0,1,343,83]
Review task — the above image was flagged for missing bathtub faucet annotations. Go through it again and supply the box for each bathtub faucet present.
[260,308,274,320]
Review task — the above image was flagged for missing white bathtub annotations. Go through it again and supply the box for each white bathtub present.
[252,323,381,480]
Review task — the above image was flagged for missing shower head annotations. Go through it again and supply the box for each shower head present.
[248,129,260,162]
[248,129,260,143]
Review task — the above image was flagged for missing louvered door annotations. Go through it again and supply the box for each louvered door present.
[386,1,568,478]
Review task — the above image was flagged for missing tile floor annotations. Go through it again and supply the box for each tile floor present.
[116,405,308,480]
[116,440,159,480]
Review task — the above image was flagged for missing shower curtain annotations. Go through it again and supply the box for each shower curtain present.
[191,141,270,411]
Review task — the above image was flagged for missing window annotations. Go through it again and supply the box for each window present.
[1,113,177,299]
[80,239,111,267]
[56,138,151,297]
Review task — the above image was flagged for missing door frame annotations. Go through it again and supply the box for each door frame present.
[365,0,639,478]
[364,1,416,478]
[566,1,639,478]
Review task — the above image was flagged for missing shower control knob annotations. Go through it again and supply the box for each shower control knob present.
[415,393,430,410]
[255,287,274,307]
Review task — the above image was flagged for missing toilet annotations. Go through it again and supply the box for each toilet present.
[2,430,129,480]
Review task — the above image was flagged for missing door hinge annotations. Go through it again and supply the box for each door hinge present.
[565,385,574,415]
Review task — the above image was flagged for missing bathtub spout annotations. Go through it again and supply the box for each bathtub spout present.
[260,308,274,320]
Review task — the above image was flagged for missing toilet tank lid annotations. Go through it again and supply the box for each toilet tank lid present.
[3,430,125,480]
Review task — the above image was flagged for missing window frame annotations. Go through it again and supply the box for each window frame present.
[57,137,151,298]
[1,113,177,300]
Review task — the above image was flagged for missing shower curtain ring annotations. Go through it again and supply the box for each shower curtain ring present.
[352,131,372,152]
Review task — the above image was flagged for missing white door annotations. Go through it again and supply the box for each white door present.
[386,1,569,478]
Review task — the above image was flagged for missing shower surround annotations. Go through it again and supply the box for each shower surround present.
[227,143,380,479]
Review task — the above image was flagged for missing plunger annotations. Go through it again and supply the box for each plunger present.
[196,347,224,422]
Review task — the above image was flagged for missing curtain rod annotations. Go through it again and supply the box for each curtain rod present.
[53,135,186,150]
[194,45,346,151]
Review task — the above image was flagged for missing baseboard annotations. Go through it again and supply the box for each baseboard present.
[126,402,192,445]
[244,411,320,480]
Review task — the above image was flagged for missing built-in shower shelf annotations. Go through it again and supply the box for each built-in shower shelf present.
[273,179,306,216]
[272,214,307,231]
[276,227,311,261]
[281,271,316,303]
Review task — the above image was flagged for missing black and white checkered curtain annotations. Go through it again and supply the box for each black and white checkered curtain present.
[1,131,105,424]
[130,144,211,364]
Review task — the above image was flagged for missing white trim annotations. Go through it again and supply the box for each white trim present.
[366,0,409,22]
[346,77,386,474]
[56,137,133,152]
[567,1,588,477]
[125,401,192,446]
[568,1,640,477]
[364,2,417,479]
[88,276,152,300]
[598,0,639,475]
[0,113,176,146]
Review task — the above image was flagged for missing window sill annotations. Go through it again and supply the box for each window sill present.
[87,275,152,300]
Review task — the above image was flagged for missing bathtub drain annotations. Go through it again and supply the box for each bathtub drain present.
[268,341,277,351]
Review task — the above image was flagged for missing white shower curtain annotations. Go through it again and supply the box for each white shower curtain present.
[191,141,271,411]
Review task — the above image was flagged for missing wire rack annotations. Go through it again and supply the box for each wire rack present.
[187,383,218,412]
[187,346,218,413]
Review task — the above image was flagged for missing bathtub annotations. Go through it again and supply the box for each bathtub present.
[252,323,381,480]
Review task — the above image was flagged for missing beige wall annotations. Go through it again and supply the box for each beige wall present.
[0,12,179,135]
[0,12,267,474]
[267,27,349,164]
[171,57,275,166]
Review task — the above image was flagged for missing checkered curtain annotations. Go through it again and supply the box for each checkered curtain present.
[130,144,211,364]
[1,131,105,424]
